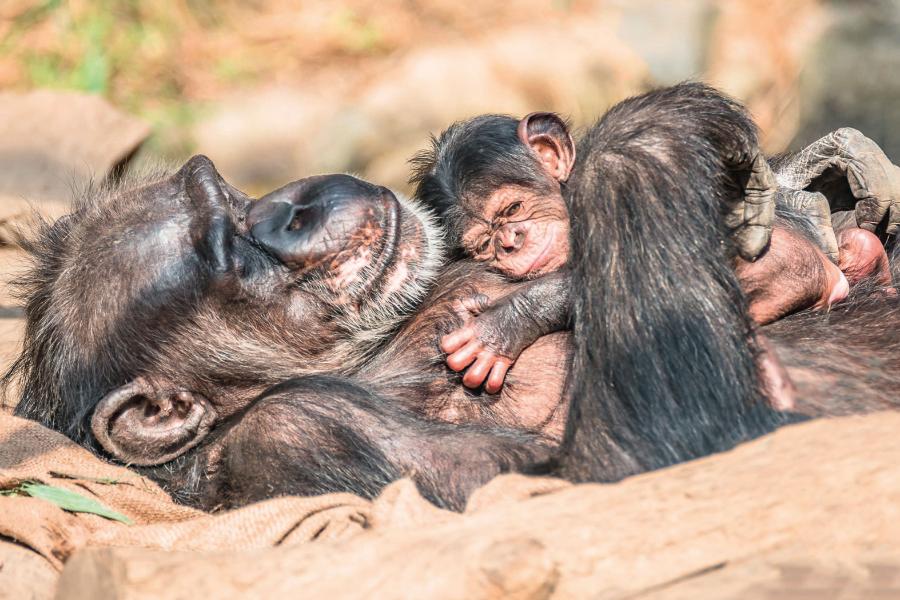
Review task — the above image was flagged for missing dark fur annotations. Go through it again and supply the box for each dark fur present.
[410,83,788,482]
[561,84,790,480]
[7,83,900,512]
[141,375,555,511]
[764,282,900,416]
[410,82,900,485]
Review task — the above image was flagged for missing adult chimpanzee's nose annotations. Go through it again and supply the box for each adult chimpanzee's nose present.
[182,155,237,276]
[246,175,391,270]
[495,223,525,255]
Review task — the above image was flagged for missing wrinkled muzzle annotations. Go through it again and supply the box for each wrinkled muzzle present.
[246,174,396,271]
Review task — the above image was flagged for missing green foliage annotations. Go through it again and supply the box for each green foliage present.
[11,1,114,95]
[2,0,205,159]
[6,481,133,524]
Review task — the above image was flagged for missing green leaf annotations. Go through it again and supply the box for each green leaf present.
[19,483,133,524]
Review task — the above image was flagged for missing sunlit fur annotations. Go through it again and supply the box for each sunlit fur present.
[562,83,790,479]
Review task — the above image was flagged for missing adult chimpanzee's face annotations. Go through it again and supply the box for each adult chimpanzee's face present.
[19,156,441,466]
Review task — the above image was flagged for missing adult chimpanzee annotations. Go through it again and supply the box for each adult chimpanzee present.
[7,85,900,511]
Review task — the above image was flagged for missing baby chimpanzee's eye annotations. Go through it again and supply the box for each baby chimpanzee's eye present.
[477,237,492,255]
[504,202,522,217]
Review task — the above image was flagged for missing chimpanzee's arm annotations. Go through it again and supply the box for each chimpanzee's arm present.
[216,376,556,511]
[441,271,570,392]
[470,270,571,352]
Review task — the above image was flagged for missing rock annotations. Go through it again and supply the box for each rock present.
[0,91,150,203]
[703,0,827,152]
[0,91,149,247]
[192,87,334,196]
[56,412,900,599]
[791,2,900,161]
[0,539,56,600]
[613,0,715,84]
[701,0,900,160]
[350,21,648,192]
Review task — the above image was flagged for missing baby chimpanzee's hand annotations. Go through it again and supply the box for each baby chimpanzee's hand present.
[441,273,571,393]
[440,293,542,394]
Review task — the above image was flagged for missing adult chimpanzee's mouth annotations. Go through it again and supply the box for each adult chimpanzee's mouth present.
[241,174,442,317]
[244,174,403,281]
[366,192,446,307]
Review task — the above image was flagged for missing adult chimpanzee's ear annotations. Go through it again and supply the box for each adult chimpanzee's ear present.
[517,112,576,183]
[91,378,217,466]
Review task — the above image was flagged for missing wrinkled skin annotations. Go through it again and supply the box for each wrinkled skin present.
[775,127,900,244]
[441,272,569,392]
[461,186,570,279]
[435,113,575,393]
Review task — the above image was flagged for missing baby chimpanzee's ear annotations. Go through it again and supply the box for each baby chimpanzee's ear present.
[517,112,576,183]
[91,377,217,466]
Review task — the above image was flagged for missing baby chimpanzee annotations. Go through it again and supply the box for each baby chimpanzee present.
[414,109,782,393]
[412,112,576,393]
[413,102,896,394]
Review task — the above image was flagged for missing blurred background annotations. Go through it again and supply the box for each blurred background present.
[1,0,899,198]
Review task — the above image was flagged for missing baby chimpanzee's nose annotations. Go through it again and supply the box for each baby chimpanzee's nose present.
[247,175,392,270]
[495,223,526,255]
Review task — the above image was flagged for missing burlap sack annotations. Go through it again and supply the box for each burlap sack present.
[0,414,367,567]
[0,413,566,574]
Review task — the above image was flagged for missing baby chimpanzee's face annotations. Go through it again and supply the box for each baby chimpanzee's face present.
[461,183,570,279]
